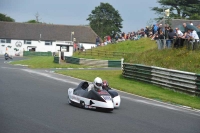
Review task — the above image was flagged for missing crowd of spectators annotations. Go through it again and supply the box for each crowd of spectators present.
[97,29,148,46]
[150,22,199,49]
[96,21,199,50]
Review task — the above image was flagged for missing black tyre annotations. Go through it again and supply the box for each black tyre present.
[80,101,85,108]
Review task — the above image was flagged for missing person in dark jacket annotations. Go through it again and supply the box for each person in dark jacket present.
[158,29,165,50]
[4,52,13,60]
[167,28,177,48]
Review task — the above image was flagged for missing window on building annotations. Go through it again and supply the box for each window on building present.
[0,39,11,43]
[1,39,6,43]
[45,41,52,45]
[24,40,32,44]
[61,46,69,52]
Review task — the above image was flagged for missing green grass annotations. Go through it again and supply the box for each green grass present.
[56,70,200,109]
[74,38,200,73]
[73,38,157,60]
[10,56,90,69]
[125,47,200,73]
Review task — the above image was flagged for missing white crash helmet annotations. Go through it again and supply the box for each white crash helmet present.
[93,77,103,90]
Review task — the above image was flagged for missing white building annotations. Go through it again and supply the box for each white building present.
[0,21,98,56]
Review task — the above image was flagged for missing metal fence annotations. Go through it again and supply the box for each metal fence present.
[157,38,200,50]
[122,63,200,96]
[78,49,131,58]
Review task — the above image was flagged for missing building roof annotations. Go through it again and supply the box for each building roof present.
[158,19,200,29]
[0,21,98,43]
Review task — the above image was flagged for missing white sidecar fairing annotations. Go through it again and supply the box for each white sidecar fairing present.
[106,89,121,108]
[68,82,114,111]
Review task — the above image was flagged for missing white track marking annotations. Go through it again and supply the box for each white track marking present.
[121,96,200,116]
[22,69,78,85]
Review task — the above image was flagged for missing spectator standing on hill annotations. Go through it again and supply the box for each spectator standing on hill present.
[165,26,170,48]
[107,35,111,43]
[145,26,149,37]
[158,29,165,50]
[183,23,189,37]
[73,43,77,52]
[188,29,199,50]
[174,28,183,48]
[121,32,125,38]
[157,24,163,35]
[152,24,158,35]
[96,36,100,46]
[168,28,177,48]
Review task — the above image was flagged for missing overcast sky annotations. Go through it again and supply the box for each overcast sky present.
[0,0,160,33]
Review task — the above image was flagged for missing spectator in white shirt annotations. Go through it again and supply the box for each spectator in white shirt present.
[175,28,183,37]
[188,29,199,42]
[188,29,199,50]
[174,28,184,48]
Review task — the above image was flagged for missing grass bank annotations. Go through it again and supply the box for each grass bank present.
[74,38,200,73]
[73,38,157,60]
[57,70,200,109]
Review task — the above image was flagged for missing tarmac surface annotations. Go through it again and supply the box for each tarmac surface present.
[0,56,200,133]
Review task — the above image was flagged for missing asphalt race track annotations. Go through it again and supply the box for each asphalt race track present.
[0,56,200,133]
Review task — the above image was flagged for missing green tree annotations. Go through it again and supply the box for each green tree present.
[151,0,200,21]
[25,20,39,23]
[87,3,123,39]
[0,13,15,22]
[25,12,42,23]
[188,13,200,20]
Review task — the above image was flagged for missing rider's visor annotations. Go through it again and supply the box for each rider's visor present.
[96,83,102,87]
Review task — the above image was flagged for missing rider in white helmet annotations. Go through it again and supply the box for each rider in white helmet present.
[87,77,103,92]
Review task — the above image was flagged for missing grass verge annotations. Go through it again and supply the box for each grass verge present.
[10,56,91,69]
[56,70,200,109]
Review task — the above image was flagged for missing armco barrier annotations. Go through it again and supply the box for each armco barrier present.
[122,63,200,96]
[65,56,121,67]
[23,51,52,56]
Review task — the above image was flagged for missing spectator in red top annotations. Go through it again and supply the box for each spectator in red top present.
[73,43,77,52]
[107,35,111,43]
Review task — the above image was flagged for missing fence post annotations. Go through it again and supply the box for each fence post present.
[187,40,190,50]
[121,58,124,70]
[58,51,61,64]
[194,39,198,50]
